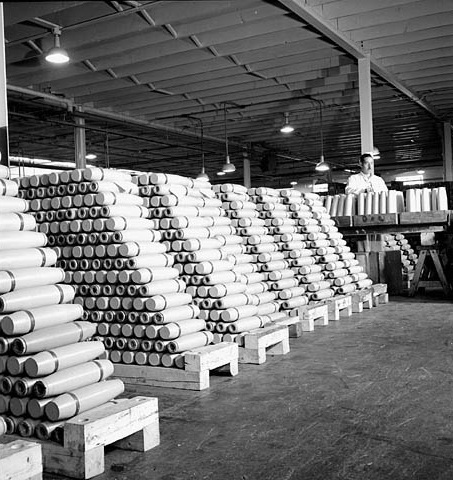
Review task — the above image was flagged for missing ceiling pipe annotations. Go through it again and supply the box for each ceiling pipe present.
[7,84,246,152]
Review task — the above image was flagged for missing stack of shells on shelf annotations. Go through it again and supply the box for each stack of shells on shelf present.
[381,233,418,284]
[1,165,123,442]
[405,186,448,213]
[138,176,283,347]
[277,188,373,296]
[17,167,210,370]
[324,186,448,217]
[324,190,404,217]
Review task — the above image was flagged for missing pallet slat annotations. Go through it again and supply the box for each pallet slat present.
[0,440,42,480]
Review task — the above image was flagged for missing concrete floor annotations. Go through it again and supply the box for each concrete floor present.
[70,296,453,479]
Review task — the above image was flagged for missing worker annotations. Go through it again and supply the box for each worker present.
[345,153,388,195]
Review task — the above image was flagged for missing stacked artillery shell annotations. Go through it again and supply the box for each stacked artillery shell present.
[133,172,223,363]
[381,233,417,285]
[1,166,122,441]
[324,190,405,216]
[20,167,213,370]
[214,184,294,328]
[247,187,311,315]
[279,189,373,297]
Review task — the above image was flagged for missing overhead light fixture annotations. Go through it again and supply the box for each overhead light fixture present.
[315,103,330,172]
[45,28,70,64]
[280,112,294,134]
[417,169,425,175]
[372,146,380,160]
[197,167,209,181]
[222,155,236,173]
[85,153,97,160]
[290,181,297,186]
[217,170,226,176]
[221,104,235,174]
[315,155,330,172]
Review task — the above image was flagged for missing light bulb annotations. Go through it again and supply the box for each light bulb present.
[45,47,69,64]
[280,124,294,134]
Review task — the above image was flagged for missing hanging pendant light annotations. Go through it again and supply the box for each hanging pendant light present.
[221,104,235,173]
[196,120,209,181]
[197,166,209,181]
[280,112,294,134]
[45,28,70,64]
[315,103,330,172]
[315,155,330,172]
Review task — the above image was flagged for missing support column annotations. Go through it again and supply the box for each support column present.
[0,5,9,167]
[243,148,251,188]
[358,55,373,159]
[442,121,452,181]
[74,106,86,168]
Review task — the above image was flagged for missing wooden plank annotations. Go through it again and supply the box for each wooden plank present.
[298,303,329,331]
[1,437,104,480]
[430,249,452,295]
[333,215,353,227]
[399,210,449,225]
[326,294,352,321]
[353,213,399,226]
[274,315,303,338]
[239,325,290,364]
[63,397,159,452]
[0,440,42,480]
[114,364,209,391]
[184,342,239,376]
[409,248,427,296]
[383,251,404,295]
[352,288,373,313]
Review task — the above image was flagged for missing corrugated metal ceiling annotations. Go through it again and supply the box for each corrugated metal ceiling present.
[4,0,452,186]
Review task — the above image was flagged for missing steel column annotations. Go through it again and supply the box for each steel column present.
[358,55,374,160]
[0,4,9,167]
[443,121,452,181]
[74,106,86,169]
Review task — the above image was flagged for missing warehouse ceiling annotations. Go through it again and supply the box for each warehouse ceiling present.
[4,0,452,186]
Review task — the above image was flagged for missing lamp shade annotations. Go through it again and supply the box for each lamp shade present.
[280,113,294,134]
[222,155,235,173]
[45,30,69,64]
[196,167,209,181]
[45,46,70,64]
[315,156,330,172]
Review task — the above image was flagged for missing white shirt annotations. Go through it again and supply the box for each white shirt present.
[345,172,388,195]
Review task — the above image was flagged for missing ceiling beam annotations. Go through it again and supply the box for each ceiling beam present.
[277,0,446,123]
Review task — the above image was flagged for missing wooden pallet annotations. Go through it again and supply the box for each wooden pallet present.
[325,294,353,321]
[297,303,329,332]
[0,440,42,480]
[239,324,290,364]
[371,283,389,306]
[114,342,238,391]
[274,315,303,338]
[2,396,159,479]
[352,288,373,313]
